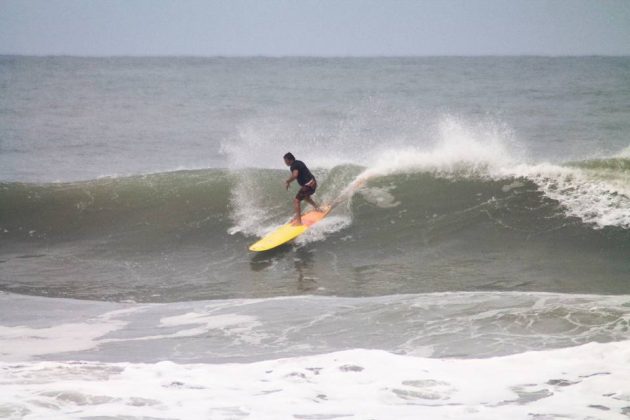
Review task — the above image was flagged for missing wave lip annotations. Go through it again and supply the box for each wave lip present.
[363,116,519,179]
[358,153,630,231]
[347,116,629,230]
[502,158,630,229]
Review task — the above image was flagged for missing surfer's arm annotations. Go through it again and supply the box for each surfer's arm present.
[285,169,299,189]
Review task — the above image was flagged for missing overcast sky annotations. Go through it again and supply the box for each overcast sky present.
[1,0,629,56]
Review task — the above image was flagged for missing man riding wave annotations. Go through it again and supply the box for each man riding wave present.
[283,152,322,225]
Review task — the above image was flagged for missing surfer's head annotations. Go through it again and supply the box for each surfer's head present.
[283,152,295,166]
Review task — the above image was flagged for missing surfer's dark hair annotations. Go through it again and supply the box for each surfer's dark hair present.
[284,152,295,161]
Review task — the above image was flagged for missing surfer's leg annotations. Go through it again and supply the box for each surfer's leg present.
[293,198,302,225]
[304,196,321,212]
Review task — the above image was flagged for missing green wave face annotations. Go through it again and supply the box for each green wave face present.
[1,163,628,302]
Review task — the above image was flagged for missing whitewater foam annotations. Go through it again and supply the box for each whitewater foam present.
[0,322,124,362]
[227,115,525,242]
[344,118,630,230]
[294,215,352,246]
[360,116,520,179]
[2,341,629,419]
[2,292,629,363]
[616,145,630,158]
[504,162,630,229]
[224,112,628,246]
[227,172,275,237]
[2,291,629,418]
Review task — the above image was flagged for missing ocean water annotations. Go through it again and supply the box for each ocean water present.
[0,56,629,419]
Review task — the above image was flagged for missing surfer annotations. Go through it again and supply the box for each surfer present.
[284,152,322,225]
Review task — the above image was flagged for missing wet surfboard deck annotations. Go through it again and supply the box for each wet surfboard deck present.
[248,206,331,252]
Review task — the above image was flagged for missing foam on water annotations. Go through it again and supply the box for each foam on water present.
[227,171,279,237]
[2,55,629,419]
[2,292,629,363]
[225,115,518,242]
[222,116,367,238]
[2,341,629,419]
[158,312,264,344]
[617,145,630,158]
[294,215,352,246]
[504,162,630,229]
[344,116,630,230]
[362,115,520,179]
[221,111,629,246]
[0,322,123,362]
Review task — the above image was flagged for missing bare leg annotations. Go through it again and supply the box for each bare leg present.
[293,198,302,225]
[304,196,322,212]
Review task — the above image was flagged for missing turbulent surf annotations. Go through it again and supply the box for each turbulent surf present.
[1,156,628,301]
[1,56,629,420]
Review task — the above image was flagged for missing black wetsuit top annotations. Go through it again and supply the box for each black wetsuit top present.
[290,160,314,186]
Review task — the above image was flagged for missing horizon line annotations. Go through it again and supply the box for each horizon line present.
[2,53,630,59]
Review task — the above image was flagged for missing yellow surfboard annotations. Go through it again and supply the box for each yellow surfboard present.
[248,175,368,252]
[249,206,331,252]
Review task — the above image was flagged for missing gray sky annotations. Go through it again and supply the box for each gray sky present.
[1,0,629,56]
